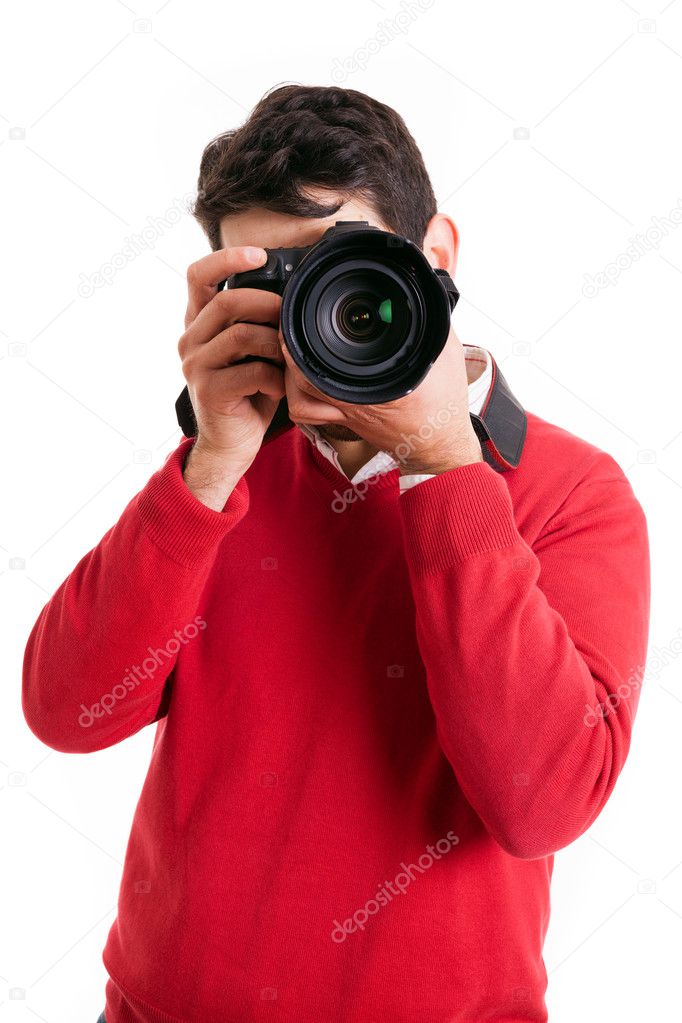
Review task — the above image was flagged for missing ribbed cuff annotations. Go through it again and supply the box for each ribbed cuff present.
[137,438,249,568]
[399,460,520,574]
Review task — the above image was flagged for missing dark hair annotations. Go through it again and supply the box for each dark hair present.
[191,84,437,251]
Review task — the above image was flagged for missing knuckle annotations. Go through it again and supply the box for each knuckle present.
[229,320,251,347]
[181,350,197,378]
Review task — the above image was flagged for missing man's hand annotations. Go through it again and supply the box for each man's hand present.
[178,246,288,509]
[280,327,484,475]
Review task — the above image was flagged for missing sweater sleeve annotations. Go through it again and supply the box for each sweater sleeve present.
[22,438,249,754]
[398,452,650,860]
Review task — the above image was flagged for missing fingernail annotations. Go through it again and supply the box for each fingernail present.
[244,246,266,264]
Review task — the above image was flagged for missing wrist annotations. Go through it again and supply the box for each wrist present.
[183,442,245,511]
[398,441,484,476]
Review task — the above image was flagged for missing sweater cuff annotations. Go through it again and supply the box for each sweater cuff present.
[399,460,520,574]
[137,438,249,567]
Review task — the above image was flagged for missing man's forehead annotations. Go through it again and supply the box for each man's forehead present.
[218,196,386,251]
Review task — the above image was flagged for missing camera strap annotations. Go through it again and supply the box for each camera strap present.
[470,356,527,472]
[434,268,460,313]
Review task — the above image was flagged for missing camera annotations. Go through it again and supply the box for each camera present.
[175,220,459,438]
[225,220,458,404]
[222,220,458,403]
[174,219,527,470]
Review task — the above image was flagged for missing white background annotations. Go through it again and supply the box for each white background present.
[2,0,681,1020]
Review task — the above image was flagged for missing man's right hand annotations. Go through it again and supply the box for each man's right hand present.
[178,246,286,510]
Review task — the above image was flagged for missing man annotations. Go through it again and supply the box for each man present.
[23,85,650,1023]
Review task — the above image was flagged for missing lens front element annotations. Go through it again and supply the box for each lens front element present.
[337,294,382,342]
[312,267,414,367]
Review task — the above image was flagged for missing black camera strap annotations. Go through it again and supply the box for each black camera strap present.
[434,268,460,313]
[469,357,527,472]
[174,351,526,473]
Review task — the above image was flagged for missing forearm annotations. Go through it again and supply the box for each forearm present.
[22,438,249,753]
[399,458,650,859]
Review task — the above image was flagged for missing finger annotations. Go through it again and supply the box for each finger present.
[199,323,284,371]
[207,359,287,404]
[185,246,268,327]
[279,336,349,411]
[284,372,349,426]
[181,288,282,354]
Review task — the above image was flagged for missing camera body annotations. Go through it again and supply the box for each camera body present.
[222,220,459,405]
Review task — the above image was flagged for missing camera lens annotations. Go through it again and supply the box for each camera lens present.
[312,269,413,366]
[280,227,453,404]
[336,293,390,343]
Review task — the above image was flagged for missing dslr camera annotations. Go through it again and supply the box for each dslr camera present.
[176,221,459,437]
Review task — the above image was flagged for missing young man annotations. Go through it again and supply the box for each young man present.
[23,85,650,1023]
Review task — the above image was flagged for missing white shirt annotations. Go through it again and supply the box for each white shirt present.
[296,345,492,493]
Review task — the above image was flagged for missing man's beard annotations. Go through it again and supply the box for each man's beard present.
[316,423,364,442]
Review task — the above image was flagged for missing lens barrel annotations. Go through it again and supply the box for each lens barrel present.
[280,226,453,404]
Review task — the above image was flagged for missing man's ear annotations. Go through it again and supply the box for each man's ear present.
[422,212,460,278]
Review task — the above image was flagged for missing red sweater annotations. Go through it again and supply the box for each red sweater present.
[22,412,650,1023]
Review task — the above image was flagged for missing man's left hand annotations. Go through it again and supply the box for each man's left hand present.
[279,327,484,474]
